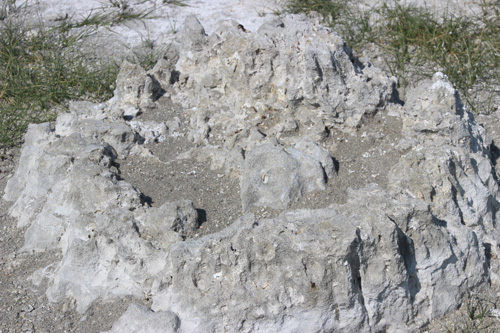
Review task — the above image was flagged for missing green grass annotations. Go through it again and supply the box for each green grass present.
[128,38,174,71]
[0,0,172,152]
[287,0,345,24]
[286,0,500,113]
[163,0,190,6]
[0,17,119,151]
[443,292,498,332]
[58,1,156,31]
[0,1,15,21]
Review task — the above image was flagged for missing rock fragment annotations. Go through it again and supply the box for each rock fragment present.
[104,303,180,333]
[241,143,332,211]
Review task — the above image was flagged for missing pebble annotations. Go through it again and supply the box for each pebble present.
[21,321,34,332]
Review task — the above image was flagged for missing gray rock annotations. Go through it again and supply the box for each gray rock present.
[389,73,500,269]
[241,143,330,211]
[103,303,180,333]
[162,15,396,150]
[55,108,138,159]
[2,14,499,333]
[180,15,207,53]
[241,144,301,211]
[148,43,180,88]
[293,137,337,179]
[109,61,160,119]
[129,120,168,144]
[2,115,189,313]
[4,123,70,229]
[151,185,486,332]
[134,200,199,247]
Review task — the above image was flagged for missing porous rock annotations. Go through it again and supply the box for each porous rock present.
[241,143,332,211]
[171,15,396,152]
[105,303,181,333]
[3,103,190,313]
[151,184,486,332]
[389,73,500,269]
[2,14,500,333]
[108,60,161,119]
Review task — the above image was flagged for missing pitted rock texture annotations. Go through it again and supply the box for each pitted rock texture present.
[151,186,486,332]
[241,142,335,211]
[105,303,181,333]
[3,15,500,332]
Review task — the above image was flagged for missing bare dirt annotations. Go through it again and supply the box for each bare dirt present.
[117,96,243,239]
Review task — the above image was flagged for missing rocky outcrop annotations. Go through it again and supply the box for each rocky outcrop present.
[150,186,486,332]
[3,15,500,332]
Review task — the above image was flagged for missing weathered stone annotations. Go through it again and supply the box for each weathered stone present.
[56,109,138,159]
[134,200,199,246]
[2,116,186,313]
[105,303,180,333]
[2,14,499,333]
[241,143,330,211]
[108,61,160,119]
[151,185,486,332]
[389,73,500,267]
[129,120,168,144]
[180,15,207,53]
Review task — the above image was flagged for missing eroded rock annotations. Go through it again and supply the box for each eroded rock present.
[151,185,486,332]
[105,303,180,333]
[241,143,332,211]
[2,14,499,333]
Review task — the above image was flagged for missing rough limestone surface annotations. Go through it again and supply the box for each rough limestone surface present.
[3,14,500,332]
[241,143,334,211]
[105,303,181,333]
[151,186,486,332]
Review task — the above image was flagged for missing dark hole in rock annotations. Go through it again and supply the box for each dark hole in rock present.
[139,193,153,207]
[196,208,207,225]
[170,70,180,84]
[490,142,500,167]
[484,242,492,269]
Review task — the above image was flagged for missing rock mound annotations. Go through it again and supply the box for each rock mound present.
[4,15,500,332]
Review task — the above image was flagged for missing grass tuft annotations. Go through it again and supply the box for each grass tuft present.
[163,0,190,6]
[0,0,169,152]
[443,292,498,332]
[58,1,156,31]
[0,18,119,151]
[286,0,500,113]
[128,37,170,70]
[288,0,345,24]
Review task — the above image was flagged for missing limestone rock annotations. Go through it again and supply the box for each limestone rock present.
[180,15,207,53]
[389,73,500,263]
[2,14,499,333]
[151,185,486,332]
[241,143,331,211]
[129,120,168,144]
[55,106,138,159]
[134,200,199,248]
[2,112,191,313]
[109,61,161,119]
[104,303,180,333]
[153,15,397,168]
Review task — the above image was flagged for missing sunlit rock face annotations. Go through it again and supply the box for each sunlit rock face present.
[5,14,499,332]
